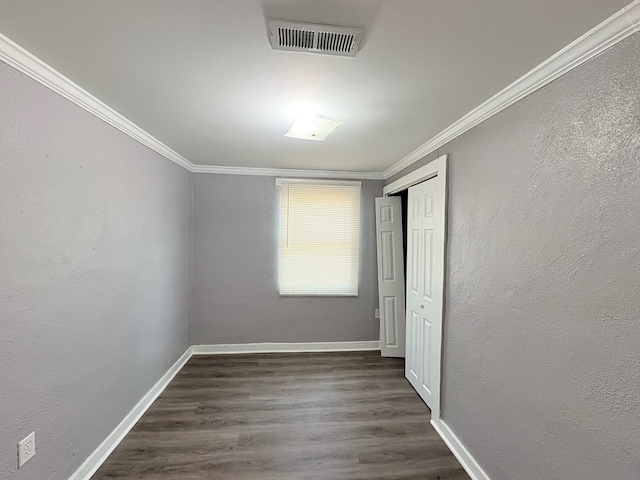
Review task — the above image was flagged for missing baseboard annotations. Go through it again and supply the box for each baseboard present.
[191,340,380,355]
[67,341,378,479]
[431,417,491,480]
[67,347,192,480]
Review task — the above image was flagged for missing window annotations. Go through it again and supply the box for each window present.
[277,179,361,296]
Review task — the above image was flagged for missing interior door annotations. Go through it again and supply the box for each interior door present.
[405,175,444,411]
[375,197,406,358]
[405,191,422,388]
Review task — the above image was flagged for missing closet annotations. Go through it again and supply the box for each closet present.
[376,155,447,416]
[405,176,444,410]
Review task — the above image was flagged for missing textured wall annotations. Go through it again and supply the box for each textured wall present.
[0,62,192,479]
[191,174,382,344]
[387,34,640,479]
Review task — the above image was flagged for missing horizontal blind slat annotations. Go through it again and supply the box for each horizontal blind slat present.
[279,182,360,296]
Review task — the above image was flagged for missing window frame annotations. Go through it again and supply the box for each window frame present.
[276,178,362,297]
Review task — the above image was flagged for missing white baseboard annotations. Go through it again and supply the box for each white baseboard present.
[68,347,192,480]
[67,341,378,479]
[191,340,380,355]
[431,417,491,480]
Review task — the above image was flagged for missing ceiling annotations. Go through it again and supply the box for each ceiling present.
[0,0,630,173]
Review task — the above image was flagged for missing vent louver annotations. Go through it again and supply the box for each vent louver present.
[269,20,363,57]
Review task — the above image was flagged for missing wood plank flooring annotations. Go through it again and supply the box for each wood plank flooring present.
[92,351,469,480]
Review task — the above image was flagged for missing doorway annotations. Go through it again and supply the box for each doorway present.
[377,154,448,419]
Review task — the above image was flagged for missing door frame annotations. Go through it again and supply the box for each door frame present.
[383,154,448,420]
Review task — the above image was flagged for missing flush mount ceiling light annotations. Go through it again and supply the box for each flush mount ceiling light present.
[284,113,343,142]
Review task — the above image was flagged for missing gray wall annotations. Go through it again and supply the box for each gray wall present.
[0,62,192,479]
[388,34,640,480]
[191,174,382,344]
[3,20,637,480]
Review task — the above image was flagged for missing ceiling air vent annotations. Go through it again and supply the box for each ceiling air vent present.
[268,20,364,58]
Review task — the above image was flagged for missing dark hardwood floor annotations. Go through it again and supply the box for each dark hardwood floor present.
[92,351,469,480]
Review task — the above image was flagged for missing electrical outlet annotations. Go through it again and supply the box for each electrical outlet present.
[18,432,35,468]
[374,308,380,319]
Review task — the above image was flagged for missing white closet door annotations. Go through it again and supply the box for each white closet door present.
[405,175,444,412]
[405,190,423,388]
[375,197,406,358]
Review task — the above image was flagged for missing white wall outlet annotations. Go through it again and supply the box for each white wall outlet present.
[18,431,36,468]
[374,308,380,319]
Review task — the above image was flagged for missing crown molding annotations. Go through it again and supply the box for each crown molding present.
[383,0,640,180]
[191,164,385,180]
[0,33,196,172]
[0,33,385,180]
[6,0,637,182]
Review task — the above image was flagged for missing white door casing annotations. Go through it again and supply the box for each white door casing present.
[396,155,447,419]
[375,197,406,358]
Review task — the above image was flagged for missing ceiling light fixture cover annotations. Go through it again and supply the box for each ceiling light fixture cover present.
[285,113,342,141]
[269,20,364,57]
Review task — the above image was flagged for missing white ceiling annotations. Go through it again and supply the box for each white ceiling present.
[0,0,630,172]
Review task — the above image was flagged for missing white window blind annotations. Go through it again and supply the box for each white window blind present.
[277,179,361,296]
